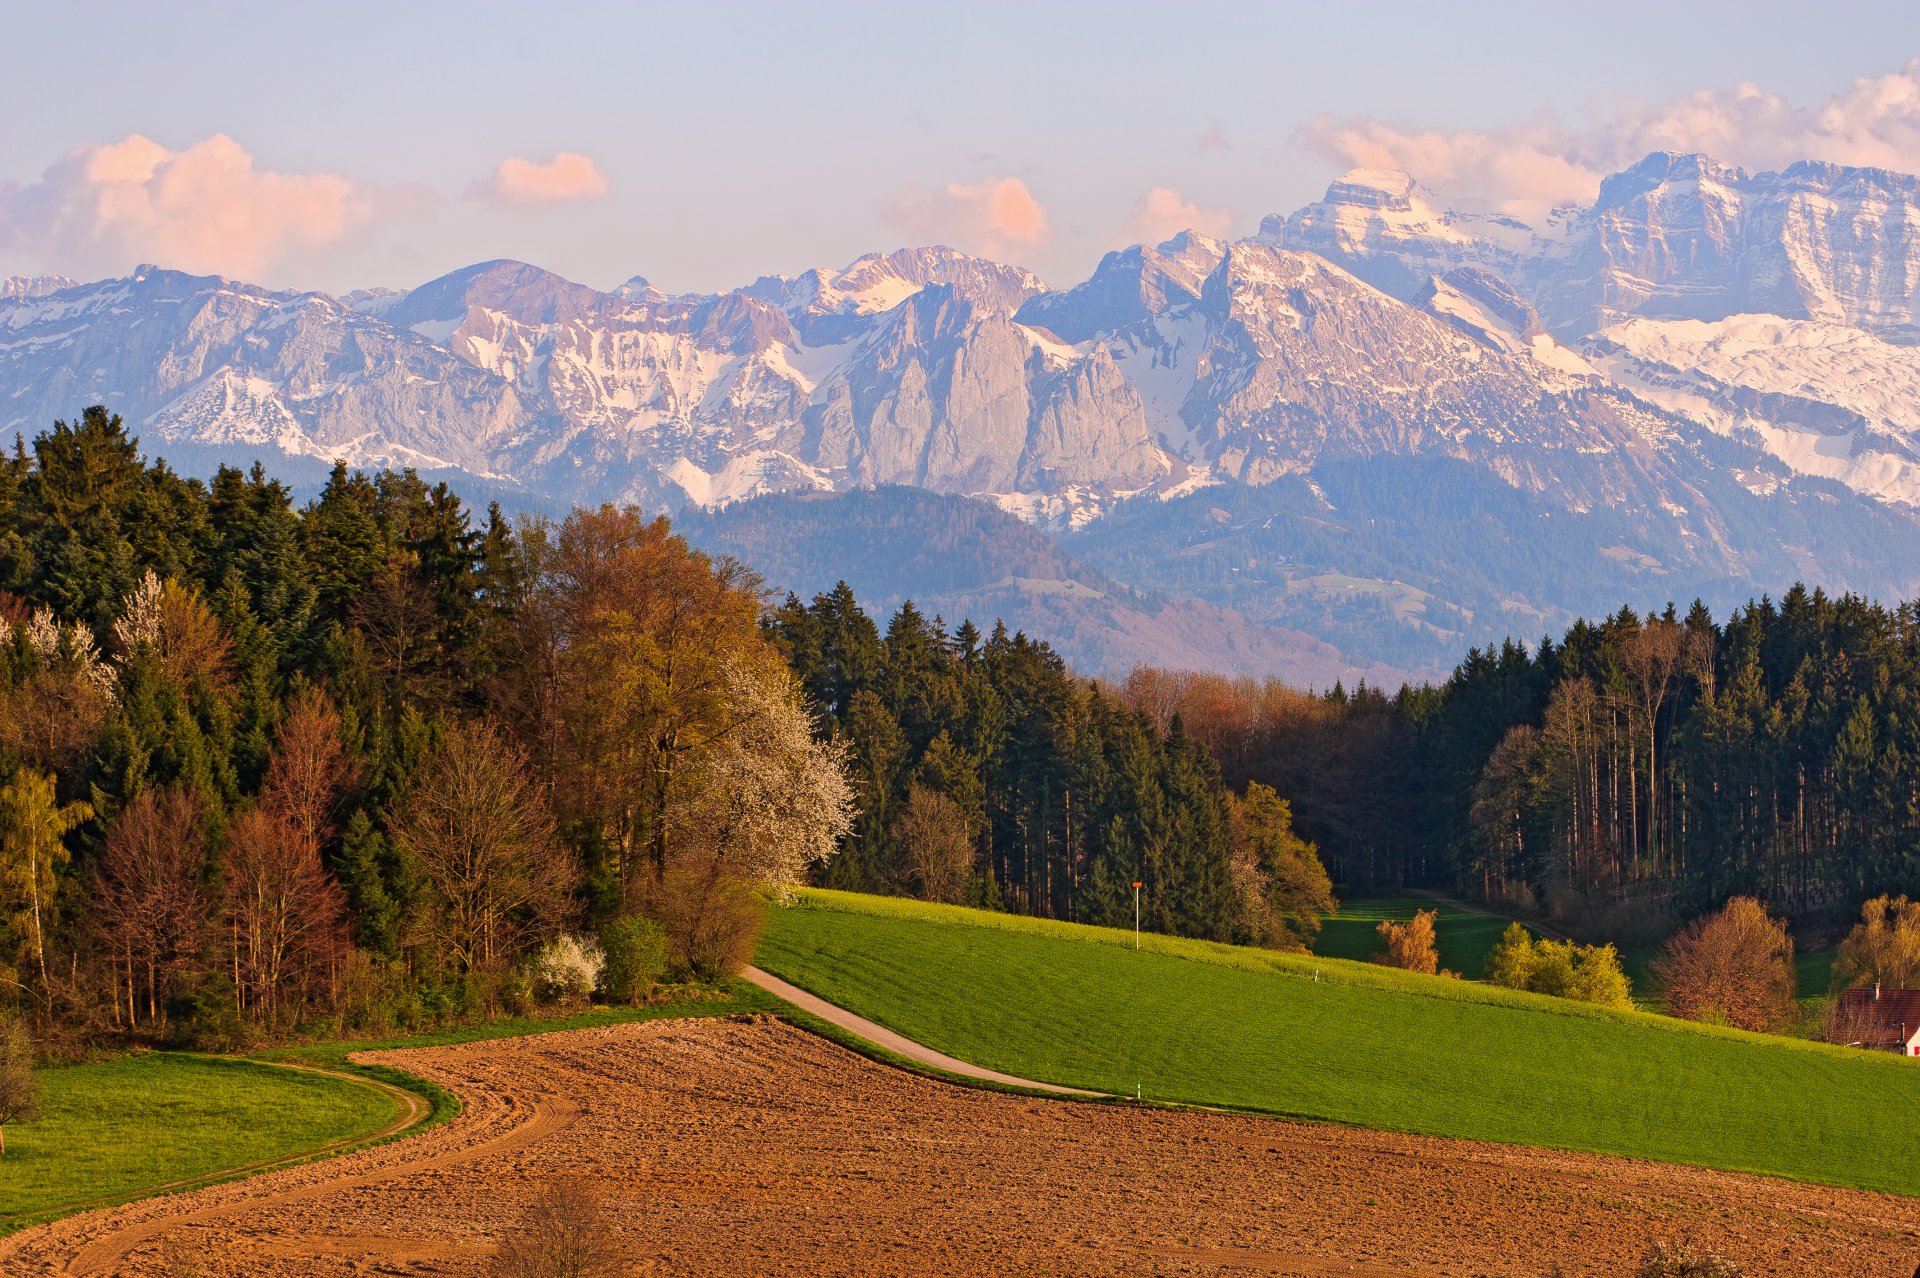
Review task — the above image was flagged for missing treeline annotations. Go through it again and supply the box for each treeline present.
[0,409,1334,1051]
[768,585,1333,947]
[0,409,852,1047]
[1126,589,1920,939]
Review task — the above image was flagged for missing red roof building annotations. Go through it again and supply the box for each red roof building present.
[1832,985,1920,1054]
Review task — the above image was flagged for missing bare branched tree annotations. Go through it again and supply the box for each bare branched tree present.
[0,1014,40,1156]
[488,1179,624,1278]
[390,721,570,974]
[90,788,212,1031]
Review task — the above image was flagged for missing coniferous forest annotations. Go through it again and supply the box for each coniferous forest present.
[1126,593,1920,942]
[7,407,1920,1053]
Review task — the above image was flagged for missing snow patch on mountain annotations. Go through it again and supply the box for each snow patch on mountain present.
[1588,313,1920,506]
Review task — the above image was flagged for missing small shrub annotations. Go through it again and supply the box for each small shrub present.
[1374,909,1440,974]
[643,866,766,980]
[1484,923,1633,1009]
[531,935,605,1004]
[0,1014,41,1156]
[1637,1240,1743,1276]
[598,915,670,1004]
[489,1178,624,1278]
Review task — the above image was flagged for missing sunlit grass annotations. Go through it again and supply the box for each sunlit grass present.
[759,888,1920,1196]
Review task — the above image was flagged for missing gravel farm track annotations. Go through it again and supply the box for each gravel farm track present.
[6,1016,1920,1277]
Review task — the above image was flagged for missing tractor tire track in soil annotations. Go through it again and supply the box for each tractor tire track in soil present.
[4,1016,1919,1276]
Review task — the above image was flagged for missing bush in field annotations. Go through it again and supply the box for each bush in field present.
[488,1178,624,1277]
[1374,909,1440,974]
[597,915,670,1003]
[1636,1240,1743,1276]
[1652,897,1796,1031]
[1484,923,1633,1009]
[0,1014,41,1156]
[530,935,605,1004]
[643,867,766,980]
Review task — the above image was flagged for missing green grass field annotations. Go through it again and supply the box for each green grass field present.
[0,1054,396,1225]
[1,984,780,1234]
[758,889,1920,1196]
[1313,894,1522,975]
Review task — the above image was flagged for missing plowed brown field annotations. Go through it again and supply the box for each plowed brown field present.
[6,1016,1918,1277]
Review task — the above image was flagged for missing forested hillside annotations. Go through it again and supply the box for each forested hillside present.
[1127,593,1920,940]
[0,410,1329,1051]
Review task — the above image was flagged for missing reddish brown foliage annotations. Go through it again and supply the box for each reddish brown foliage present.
[1652,897,1797,1032]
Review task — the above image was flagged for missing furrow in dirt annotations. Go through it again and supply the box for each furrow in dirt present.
[4,1016,1918,1276]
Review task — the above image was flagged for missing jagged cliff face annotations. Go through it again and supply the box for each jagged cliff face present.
[12,154,1920,676]
[1271,152,1920,341]
[0,249,1160,517]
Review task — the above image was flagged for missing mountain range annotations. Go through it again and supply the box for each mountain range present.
[8,150,1920,681]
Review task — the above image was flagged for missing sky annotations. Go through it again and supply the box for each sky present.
[5,1,1920,297]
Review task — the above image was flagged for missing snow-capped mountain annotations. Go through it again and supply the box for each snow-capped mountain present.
[9,153,1920,674]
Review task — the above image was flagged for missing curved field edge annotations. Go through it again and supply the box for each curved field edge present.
[0,985,776,1236]
[756,888,1920,1197]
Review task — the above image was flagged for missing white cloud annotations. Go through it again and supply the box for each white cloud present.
[1298,60,1920,220]
[884,176,1049,258]
[1124,185,1233,245]
[473,152,610,207]
[0,134,373,281]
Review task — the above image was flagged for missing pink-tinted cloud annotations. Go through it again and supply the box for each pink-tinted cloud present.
[1196,124,1230,153]
[0,133,373,280]
[1299,59,1920,220]
[885,176,1049,258]
[473,152,610,207]
[1124,186,1233,245]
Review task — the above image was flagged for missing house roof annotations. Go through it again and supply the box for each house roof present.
[1834,987,1920,1047]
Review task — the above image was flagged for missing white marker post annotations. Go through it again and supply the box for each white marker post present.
[1132,879,1142,949]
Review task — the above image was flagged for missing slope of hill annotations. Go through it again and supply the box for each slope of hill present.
[679,487,1405,685]
[758,889,1920,1195]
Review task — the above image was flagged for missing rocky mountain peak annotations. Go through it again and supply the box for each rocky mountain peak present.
[1,274,78,302]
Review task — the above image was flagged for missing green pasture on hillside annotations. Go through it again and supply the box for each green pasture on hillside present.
[758,889,1920,1196]
[1313,894,1521,975]
[0,1054,396,1226]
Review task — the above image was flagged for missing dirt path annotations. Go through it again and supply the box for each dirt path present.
[741,964,1104,1096]
[7,1016,1920,1276]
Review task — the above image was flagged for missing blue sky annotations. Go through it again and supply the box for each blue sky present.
[5,1,1920,295]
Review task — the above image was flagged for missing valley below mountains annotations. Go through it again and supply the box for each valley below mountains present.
[9,149,1920,679]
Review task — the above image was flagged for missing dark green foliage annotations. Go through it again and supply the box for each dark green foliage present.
[1225,587,1920,940]
[597,915,671,1003]
[769,585,1247,942]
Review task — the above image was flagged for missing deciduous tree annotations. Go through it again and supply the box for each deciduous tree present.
[1834,895,1920,991]
[1375,909,1440,975]
[91,787,212,1030]
[0,768,91,990]
[390,720,570,974]
[891,783,973,904]
[0,1014,39,1156]
[1652,896,1797,1031]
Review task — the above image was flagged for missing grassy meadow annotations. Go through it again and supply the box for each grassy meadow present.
[0,1054,396,1227]
[758,889,1920,1196]
[1312,894,1521,975]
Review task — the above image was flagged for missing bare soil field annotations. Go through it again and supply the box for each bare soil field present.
[5,1016,1919,1277]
